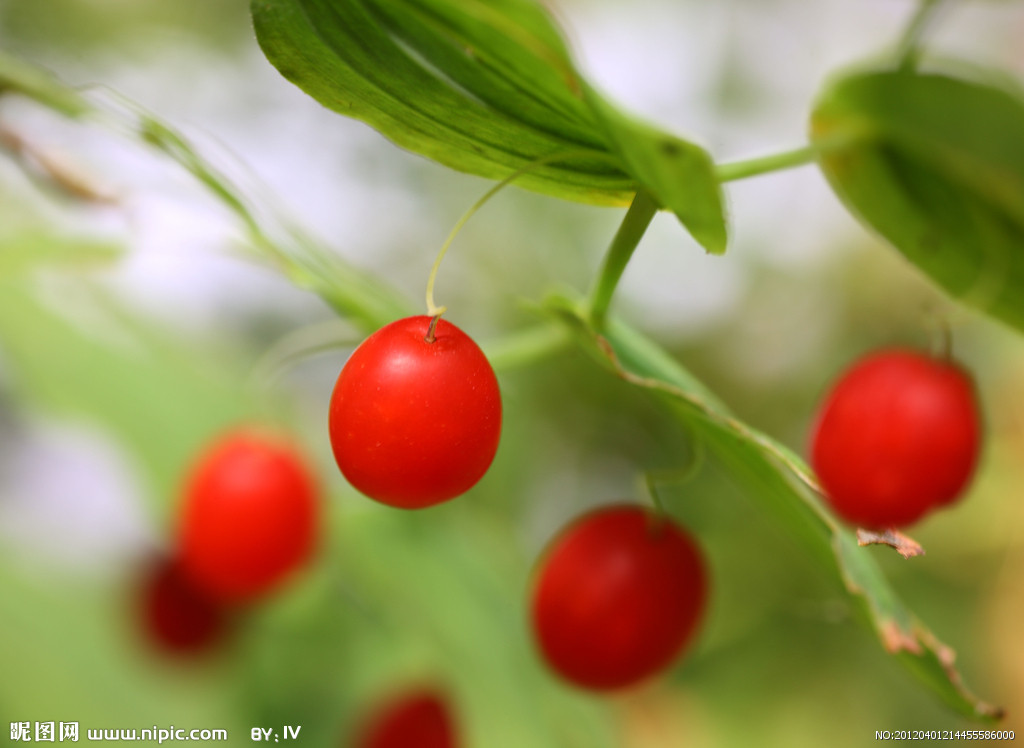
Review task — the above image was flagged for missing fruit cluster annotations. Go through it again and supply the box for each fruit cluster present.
[138,429,320,656]
[137,314,983,744]
[326,316,710,693]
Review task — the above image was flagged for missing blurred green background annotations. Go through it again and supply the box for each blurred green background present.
[1,0,1024,746]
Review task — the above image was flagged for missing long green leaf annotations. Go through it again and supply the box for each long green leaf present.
[812,69,1024,333]
[250,0,727,251]
[251,0,628,201]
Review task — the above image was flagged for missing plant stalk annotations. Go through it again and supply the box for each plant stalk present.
[895,0,948,71]
[588,189,659,329]
[715,145,819,183]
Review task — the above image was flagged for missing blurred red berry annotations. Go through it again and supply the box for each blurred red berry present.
[354,688,458,748]
[531,504,707,691]
[179,429,319,602]
[140,557,225,656]
[811,349,981,529]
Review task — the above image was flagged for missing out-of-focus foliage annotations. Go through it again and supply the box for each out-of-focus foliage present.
[813,68,1024,334]
[0,0,251,56]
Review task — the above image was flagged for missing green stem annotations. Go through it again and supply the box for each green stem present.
[715,145,819,183]
[645,471,668,519]
[588,189,659,329]
[425,148,610,318]
[716,132,864,183]
[895,0,947,71]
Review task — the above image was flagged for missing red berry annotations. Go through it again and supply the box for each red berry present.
[179,430,319,602]
[328,316,502,509]
[810,349,981,529]
[531,505,707,691]
[354,688,458,748]
[139,557,225,656]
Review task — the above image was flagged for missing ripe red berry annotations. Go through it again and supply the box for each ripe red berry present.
[139,557,226,656]
[531,505,708,691]
[178,430,319,602]
[354,688,458,748]
[328,315,502,509]
[810,349,981,529]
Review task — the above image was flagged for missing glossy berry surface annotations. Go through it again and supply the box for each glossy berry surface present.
[531,505,707,691]
[329,315,502,509]
[354,688,458,748]
[811,349,981,529]
[179,430,319,602]
[139,557,225,656]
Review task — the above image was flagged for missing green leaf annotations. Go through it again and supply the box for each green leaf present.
[250,0,727,252]
[583,87,727,254]
[812,69,1024,332]
[250,0,626,201]
[544,293,1003,723]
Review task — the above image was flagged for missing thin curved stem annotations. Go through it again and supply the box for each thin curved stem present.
[425,148,612,318]
[895,0,949,71]
[247,318,361,389]
[645,472,669,518]
[642,443,707,518]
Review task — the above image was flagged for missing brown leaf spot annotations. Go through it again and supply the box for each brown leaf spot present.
[879,620,923,655]
[857,528,925,559]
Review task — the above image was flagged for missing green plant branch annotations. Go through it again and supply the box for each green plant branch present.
[587,189,659,329]
[581,138,860,323]
[582,138,859,332]
[715,132,865,183]
[895,0,949,71]
[715,145,820,183]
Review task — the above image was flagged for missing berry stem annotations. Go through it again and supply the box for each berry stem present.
[895,0,948,72]
[425,149,613,318]
[642,441,706,527]
[424,314,440,344]
[935,319,953,361]
[645,472,669,519]
[587,189,659,329]
[248,318,362,388]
